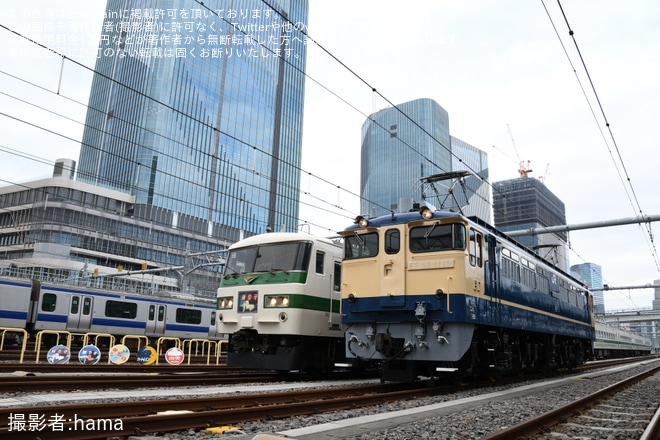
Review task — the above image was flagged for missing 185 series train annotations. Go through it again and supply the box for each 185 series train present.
[594,321,652,358]
[0,276,221,345]
[217,232,347,372]
[339,205,597,382]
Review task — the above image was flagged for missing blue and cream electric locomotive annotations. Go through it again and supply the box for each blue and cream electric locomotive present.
[339,205,595,382]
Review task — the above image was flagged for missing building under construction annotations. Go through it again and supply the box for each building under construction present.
[492,176,569,272]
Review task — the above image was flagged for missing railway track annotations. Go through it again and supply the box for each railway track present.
[484,364,660,440]
[0,362,237,375]
[0,371,287,393]
[0,382,439,440]
[2,357,656,439]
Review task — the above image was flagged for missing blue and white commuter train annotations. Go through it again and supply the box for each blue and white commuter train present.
[0,276,221,343]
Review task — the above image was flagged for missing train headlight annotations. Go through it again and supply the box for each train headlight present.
[355,215,369,228]
[218,297,234,309]
[419,206,434,219]
[265,295,290,308]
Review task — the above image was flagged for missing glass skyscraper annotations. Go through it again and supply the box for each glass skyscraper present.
[78,0,309,239]
[571,262,605,314]
[360,98,491,222]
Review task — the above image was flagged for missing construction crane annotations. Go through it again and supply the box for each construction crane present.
[507,124,533,178]
[539,163,550,185]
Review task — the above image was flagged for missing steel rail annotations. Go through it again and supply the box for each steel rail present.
[0,372,282,393]
[0,383,439,440]
[483,364,660,439]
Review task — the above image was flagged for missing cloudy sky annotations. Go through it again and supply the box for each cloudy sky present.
[1,1,659,311]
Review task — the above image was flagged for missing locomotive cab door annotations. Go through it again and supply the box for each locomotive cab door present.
[484,234,501,324]
[146,304,166,335]
[380,228,406,306]
[330,258,342,329]
[66,295,94,331]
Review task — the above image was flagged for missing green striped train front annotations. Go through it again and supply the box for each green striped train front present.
[217,232,347,373]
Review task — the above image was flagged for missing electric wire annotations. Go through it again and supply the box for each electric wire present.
[0,26,364,235]
[0,74,350,235]
[542,0,660,271]
[0,4,657,296]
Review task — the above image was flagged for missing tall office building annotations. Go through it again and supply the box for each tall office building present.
[450,136,491,223]
[571,262,604,314]
[492,177,568,271]
[360,98,491,222]
[78,0,309,239]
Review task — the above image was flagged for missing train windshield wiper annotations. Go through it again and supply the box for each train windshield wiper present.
[424,222,437,239]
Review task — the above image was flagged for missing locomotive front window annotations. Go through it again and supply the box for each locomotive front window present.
[225,246,258,276]
[409,223,466,253]
[344,232,378,260]
[225,242,311,275]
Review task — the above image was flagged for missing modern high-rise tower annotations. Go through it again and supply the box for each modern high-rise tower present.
[360,98,491,222]
[571,262,604,314]
[78,0,309,239]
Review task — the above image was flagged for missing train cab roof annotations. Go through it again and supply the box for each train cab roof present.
[340,209,466,234]
[227,231,341,250]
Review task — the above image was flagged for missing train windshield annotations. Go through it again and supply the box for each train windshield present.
[344,232,378,260]
[409,223,466,252]
[224,241,312,276]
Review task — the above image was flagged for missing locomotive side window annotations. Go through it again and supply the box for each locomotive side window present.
[315,250,325,274]
[41,293,57,312]
[105,300,137,319]
[344,232,378,259]
[333,262,341,292]
[409,223,465,253]
[469,230,483,267]
[176,308,202,325]
[385,229,400,254]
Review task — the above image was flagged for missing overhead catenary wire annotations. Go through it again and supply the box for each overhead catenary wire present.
[0,2,656,288]
[541,0,659,271]
[0,22,367,235]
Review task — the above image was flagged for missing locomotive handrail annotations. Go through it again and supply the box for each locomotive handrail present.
[0,327,28,364]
